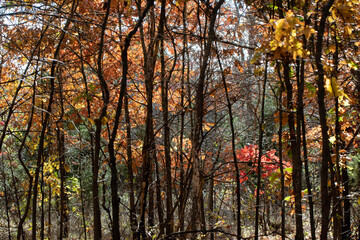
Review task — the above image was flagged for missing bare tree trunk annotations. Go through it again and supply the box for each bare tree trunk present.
[158,0,173,235]
[40,165,45,240]
[155,155,165,235]
[332,31,342,240]
[216,46,241,240]
[341,166,351,239]
[282,58,304,240]
[178,1,188,236]
[92,0,112,238]
[298,2,317,237]
[58,127,68,239]
[315,1,335,239]
[255,59,268,240]
[209,173,215,240]
[1,164,12,239]
[125,94,138,239]
[190,2,224,239]
[300,64,316,240]
[78,32,90,240]
[47,184,51,239]
[275,63,286,240]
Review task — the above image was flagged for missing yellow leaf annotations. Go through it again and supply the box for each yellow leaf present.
[325,77,341,97]
[345,26,352,35]
[101,117,108,125]
[64,163,70,173]
[88,118,95,125]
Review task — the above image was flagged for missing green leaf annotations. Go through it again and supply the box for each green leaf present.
[267,4,278,10]
[269,171,279,184]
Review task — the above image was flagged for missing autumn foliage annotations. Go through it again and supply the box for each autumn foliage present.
[0,0,360,239]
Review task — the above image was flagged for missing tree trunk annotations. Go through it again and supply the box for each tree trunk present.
[159,0,173,235]
[58,127,68,239]
[300,63,316,240]
[178,1,188,237]
[275,64,286,240]
[283,58,304,240]
[255,59,268,240]
[216,46,242,240]
[315,1,335,239]
[92,0,112,238]
[125,94,138,239]
[190,2,224,238]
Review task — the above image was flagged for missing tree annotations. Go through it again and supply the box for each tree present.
[1,0,360,239]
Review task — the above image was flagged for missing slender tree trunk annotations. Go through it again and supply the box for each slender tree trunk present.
[159,0,173,235]
[315,1,335,239]
[137,6,157,238]
[255,59,268,240]
[298,2,316,237]
[178,1,188,237]
[2,165,12,239]
[48,184,51,239]
[332,31,342,240]
[300,65,316,240]
[283,58,304,240]
[190,2,224,239]
[296,59,306,237]
[276,63,286,240]
[209,173,215,240]
[342,165,351,239]
[155,154,165,235]
[92,0,112,237]
[40,165,45,240]
[58,127,68,239]
[79,154,87,240]
[78,35,90,240]
[125,94,138,239]
[10,161,22,229]
[216,46,242,240]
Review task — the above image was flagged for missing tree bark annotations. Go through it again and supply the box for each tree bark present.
[216,46,242,240]
[315,1,335,239]
[255,59,268,240]
[275,63,286,240]
[190,1,224,239]
[92,0,112,238]
[125,94,138,239]
[159,0,174,235]
[178,2,189,237]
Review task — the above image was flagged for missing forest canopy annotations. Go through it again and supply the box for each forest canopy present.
[0,0,360,239]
